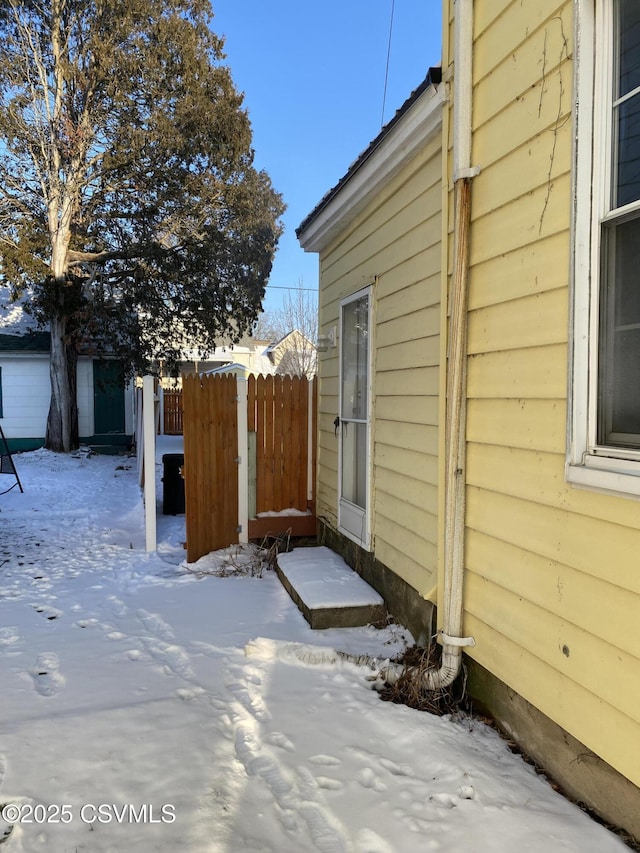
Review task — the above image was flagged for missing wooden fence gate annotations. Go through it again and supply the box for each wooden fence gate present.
[182,373,317,563]
[163,390,183,434]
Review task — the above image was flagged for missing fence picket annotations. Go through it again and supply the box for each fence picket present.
[247,375,256,432]
[273,377,284,511]
[294,376,306,508]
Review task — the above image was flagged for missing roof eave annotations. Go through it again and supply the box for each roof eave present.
[297,74,446,254]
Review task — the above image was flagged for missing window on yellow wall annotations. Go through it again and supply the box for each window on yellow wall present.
[598,0,640,448]
[569,0,640,495]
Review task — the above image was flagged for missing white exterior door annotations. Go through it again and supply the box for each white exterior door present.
[338,287,372,549]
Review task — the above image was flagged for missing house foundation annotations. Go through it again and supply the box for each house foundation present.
[466,660,640,844]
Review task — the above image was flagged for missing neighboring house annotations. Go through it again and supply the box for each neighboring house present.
[159,330,316,386]
[0,296,134,451]
[298,0,640,840]
[264,329,317,378]
[156,336,278,386]
[202,361,255,379]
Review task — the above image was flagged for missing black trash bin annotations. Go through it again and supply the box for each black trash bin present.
[162,453,185,515]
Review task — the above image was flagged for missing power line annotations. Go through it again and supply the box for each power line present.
[266,284,318,292]
[381,0,396,128]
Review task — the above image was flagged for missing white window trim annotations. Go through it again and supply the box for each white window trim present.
[568,0,640,499]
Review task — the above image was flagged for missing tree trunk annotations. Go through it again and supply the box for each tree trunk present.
[45,315,79,452]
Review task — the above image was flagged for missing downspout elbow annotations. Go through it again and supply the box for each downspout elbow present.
[378,633,476,692]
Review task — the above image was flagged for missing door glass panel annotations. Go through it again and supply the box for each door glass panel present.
[339,289,371,540]
[341,295,369,420]
[341,422,367,509]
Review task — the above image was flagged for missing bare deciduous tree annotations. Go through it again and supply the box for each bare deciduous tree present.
[255,285,318,377]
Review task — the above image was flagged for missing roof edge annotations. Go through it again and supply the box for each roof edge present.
[297,67,445,253]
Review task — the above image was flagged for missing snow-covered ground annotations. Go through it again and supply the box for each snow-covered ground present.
[0,437,629,852]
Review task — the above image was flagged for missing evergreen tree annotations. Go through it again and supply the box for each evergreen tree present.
[0,0,284,451]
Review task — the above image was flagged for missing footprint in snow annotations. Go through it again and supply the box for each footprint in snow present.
[74,618,99,629]
[264,732,295,752]
[107,596,128,617]
[355,828,396,853]
[187,640,229,657]
[31,604,63,622]
[309,755,342,767]
[0,812,13,846]
[29,652,65,696]
[379,757,414,777]
[136,608,175,641]
[429,792,457,809]
[298,801,350,853]
[225,665,270,722]
[142,640,195,681]
[315,777,344,791]
[176,687,205,702]
[0,759,14,847]
[0,628,22,650]
[358,767,387,793]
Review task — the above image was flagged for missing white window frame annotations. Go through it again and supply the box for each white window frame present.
[568,0,640,497]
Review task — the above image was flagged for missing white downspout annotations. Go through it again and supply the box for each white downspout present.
[388,0,479,690]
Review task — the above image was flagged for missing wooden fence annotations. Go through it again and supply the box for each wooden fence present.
[182,373,317,563]
[249,374,314,514]
[163,390,183,435]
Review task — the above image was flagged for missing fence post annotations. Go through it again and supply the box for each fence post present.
[237,376,249,544]
[143,375,157,552]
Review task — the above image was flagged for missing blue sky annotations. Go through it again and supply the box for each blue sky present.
[211,1,442,314]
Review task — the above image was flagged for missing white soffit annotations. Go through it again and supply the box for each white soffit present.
[298,84,446,254]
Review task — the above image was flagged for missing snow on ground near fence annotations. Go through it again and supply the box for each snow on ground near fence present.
[0,438,629,852]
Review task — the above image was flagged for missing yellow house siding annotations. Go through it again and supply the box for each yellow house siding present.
[322,198,441,296]
[467,231,570,311]
[468,443,640,529]
[447,0,640,790]
[467,486,640,596]
[469,175,572,265]
[466,530,640,662]
[464,574,640,728]
[467,398,566,453]
[315,352,339,527]
[315,134,442,596]
[468,288,568,354]
[467,344,568,399]
[464,613,640,788]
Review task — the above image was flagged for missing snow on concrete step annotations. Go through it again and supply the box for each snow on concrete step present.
[275,546,386,630]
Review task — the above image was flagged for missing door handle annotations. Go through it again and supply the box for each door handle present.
[333,416,340,437]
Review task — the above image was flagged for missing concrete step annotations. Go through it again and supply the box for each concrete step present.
[275,546,386,630]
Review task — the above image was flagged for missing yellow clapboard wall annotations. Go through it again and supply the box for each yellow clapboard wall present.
[317,137,442,597]
[449,0,640,787]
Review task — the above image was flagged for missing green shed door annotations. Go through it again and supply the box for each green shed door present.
[93,360,125,434]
